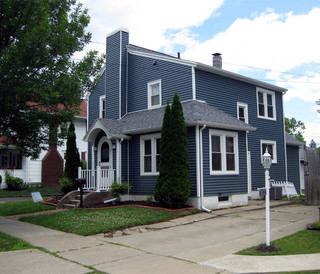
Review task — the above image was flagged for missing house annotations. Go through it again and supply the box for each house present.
[0,100,88,188]
[82,28,302,209]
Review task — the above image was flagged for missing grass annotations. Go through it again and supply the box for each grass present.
[20,206,182,235]
[0,186,62,198]
[0,200,54,216]
[237,229,320,256]
[0,232,35,252]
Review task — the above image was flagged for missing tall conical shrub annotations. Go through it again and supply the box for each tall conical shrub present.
[154,93,191,208]
[64,122,80,182]
[154,99,172,204]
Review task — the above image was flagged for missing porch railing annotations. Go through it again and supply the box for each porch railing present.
[78,167,115,191]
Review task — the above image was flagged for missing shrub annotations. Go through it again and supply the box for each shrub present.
[154,94,191,209]
[4,171,25,191]
[311,221,320,229]
[60,177,77,195]
[111,181,130,201]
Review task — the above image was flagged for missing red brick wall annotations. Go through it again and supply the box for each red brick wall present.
[42,147,64,187]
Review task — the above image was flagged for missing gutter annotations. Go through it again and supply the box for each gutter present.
[200,124,211,213]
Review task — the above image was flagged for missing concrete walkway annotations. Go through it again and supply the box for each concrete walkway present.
[0,201,319,273]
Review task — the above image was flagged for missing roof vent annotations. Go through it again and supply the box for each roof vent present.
[212,53,222,69]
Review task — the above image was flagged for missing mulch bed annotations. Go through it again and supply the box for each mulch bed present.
[42,196,197,212]
[256,243,281,253]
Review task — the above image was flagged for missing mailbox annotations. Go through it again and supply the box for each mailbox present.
[74,178,86,208]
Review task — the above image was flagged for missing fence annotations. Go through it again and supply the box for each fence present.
[304,148,320,205]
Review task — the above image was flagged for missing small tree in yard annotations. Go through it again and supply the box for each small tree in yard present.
[61,122,80,194]
[154,93,191,209]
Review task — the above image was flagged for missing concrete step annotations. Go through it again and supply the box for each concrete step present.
[69,199,79,204]
[63,204,76,209]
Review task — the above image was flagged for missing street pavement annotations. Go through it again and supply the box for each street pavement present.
[0,201,319,273]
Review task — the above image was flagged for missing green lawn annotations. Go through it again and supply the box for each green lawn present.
[0,232,35,252]
[20,206,181,235]
[237,229,320,256]
[0,187,62,198]
[0,200,54,216]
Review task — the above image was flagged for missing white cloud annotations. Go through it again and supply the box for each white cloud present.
[304,122,320,145]
[79,0,224,55]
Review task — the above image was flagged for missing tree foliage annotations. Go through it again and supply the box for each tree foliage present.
[64,122,80,182]
[0,0,104,158]
[309,139,317,149]
[154,94,191,209]
[285,117,306,144]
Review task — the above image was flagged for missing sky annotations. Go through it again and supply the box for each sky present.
[77,0,320,146]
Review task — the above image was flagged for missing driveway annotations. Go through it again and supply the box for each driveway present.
[0,203,319,273]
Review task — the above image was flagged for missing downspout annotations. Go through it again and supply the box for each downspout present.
[200,124,211,213]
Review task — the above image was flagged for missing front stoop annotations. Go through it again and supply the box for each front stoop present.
[57,190,112,209]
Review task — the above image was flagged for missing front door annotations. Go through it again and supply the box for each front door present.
[98,137,112,170]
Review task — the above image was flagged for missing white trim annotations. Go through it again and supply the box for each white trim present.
[192,66,196,100]
[237,102,248,123]
[260,140,277,164]
[127,47,196,67]
[256,88,276,121]
[116,139,121,181]
[140,133,160,176]
[99,95,106,118]
[148,79,162,109]
[119,30,122,119]
[195,125,200,197]
[106,27,129,38]
[209,129,239,175]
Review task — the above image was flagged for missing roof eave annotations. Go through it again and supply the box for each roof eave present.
[187,121,256,132]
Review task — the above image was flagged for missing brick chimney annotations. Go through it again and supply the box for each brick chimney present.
[212,53,222,69]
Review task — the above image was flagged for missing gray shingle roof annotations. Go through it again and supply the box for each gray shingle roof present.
[86,100,256,140]
[286,132,303,146]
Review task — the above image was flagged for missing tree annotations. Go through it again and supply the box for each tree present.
[154,93,192,209]
[0,0,104,158]
[309,139,317,149]
[64,122,80,182]
[285,117,306,144]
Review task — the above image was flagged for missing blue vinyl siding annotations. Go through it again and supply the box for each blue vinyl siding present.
[88,70,106,127]
[127,54,193,113]
[121,140,128,182]
[202,128,248,196]
[106,30,129,119]
[195,69,286,191]
[128,128,196,196]
[286,145,300,194]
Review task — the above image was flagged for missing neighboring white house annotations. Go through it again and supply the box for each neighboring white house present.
[0,100,88,188]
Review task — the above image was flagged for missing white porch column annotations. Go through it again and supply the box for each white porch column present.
[116,139,122,182]
[97,165,101,192]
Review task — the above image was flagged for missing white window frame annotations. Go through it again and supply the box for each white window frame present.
[209,129,239,175]
[148,79,162,109]
[256,88,276,120]
[260,140,277,164]
[99,95,106,118]
[237,102,248,123]
[140,133,160,175]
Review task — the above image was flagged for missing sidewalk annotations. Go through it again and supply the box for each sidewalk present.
[0,200,319,273]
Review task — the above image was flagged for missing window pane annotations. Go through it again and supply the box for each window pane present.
[151,84,159,96]
[267,105,274,118]
[144,140,151,155]
[226,154,235,171]
[267,94,273,105]
[212,136,221,152]
[156,155,159,172]
[239,107,245,122]
[151,95,160,106]
[212,153,221,171]
[101,142,109,162]
[262,144,273,159]
[144,156,151,172]
[258,92,264,104]
[226,137,234,153]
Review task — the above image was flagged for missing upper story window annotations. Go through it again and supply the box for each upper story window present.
[261,140,277,164]
[148,80,161,109]
[257,88,276,120]
[99,95,106,118]
[140,133,160,175]
[237,102,248,123]
[209,129,239,175]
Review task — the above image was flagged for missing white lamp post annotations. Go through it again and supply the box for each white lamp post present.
[262,148,272,246]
